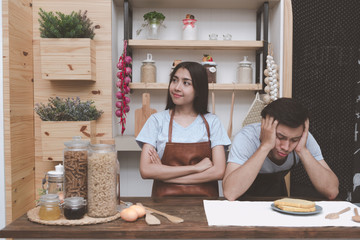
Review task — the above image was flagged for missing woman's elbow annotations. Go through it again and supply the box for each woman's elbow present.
[223,189,238,201]
[139,168,153,179]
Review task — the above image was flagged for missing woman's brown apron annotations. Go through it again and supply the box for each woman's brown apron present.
[239,152,297,199]
[151,111,219,197]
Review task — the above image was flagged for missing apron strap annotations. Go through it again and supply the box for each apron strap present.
[168,110,211,143]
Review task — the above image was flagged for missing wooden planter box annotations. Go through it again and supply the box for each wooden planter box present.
[40,38,96,81]
[40,120,96,161]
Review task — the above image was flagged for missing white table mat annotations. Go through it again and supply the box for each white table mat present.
[203,200,360,227]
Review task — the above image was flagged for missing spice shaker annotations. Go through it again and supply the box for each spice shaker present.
[237,56,253,84]
[38,194,61,221]
[63,136,89,199]
[182,14,197,40]
[42,163,64,202]
[63,197,87,220]
[87,143,118,218]
[140,53,156,83]
[201,62,217,83]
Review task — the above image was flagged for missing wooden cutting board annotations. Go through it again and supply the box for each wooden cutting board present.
[134,93,157,137]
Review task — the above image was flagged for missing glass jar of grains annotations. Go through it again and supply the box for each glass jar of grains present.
[87,143,118,218]
[140,53,156,83]
[63,136,89,199]
[38,194,61,221]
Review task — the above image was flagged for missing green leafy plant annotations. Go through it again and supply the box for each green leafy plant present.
[35,97,103,121]
[136,11,166,36]
[143,11,165,22]
[38,8,95,39]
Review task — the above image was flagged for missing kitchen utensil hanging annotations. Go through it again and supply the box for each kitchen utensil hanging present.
[242,92,265,128]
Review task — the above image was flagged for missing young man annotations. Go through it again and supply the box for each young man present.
[223,98,339,200]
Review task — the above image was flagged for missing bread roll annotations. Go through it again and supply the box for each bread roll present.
[274,198,315,209]
[277,205,316,212]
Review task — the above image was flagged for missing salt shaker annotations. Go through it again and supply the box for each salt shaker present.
[182,15,197,40]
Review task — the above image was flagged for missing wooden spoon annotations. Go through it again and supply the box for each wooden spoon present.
[137,203,161,226]
[352,208,360,223]
[144,206,184,223]
[325,207,351,219]
[227,91,235,138]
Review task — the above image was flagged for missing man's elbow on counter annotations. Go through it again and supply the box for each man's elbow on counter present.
[326,188,339,200]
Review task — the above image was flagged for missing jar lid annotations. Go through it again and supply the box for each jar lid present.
[239,56,251,66]
[142,53,155,63]
[64,136,90,149]
[201,61,217,66]
[47,170,63,178]
[40,194,60,203]
[89,143,115,153]
[64,197,86,207]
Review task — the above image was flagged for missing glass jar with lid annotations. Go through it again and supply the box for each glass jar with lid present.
[63,136,89,199]
[237,56,253,84]
[63,197,87,220]
[140,53,156,83]
[87,143,118,218]
[38,194,61,221]
[42,163,64,202]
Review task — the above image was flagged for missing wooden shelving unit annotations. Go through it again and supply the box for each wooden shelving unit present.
[128,40,264,50]
[129,82,263,91]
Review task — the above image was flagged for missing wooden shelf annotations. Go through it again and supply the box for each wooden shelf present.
[128,40,263,50]
[115,135,141,151]
[129,82,262,91]
[114,0,280,10]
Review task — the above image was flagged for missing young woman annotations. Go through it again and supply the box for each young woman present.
[136,61,231,197]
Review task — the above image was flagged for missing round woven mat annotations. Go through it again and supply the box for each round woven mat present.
[27,207,121,226]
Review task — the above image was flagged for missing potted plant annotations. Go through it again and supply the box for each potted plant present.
[136,11,166,39]
[38,8,96,81]
[35,97,103,161]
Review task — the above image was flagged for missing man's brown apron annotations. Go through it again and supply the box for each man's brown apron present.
[240,152,297,198]
[151,110,219,197]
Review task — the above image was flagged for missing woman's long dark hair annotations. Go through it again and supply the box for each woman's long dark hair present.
[165,62,209,114]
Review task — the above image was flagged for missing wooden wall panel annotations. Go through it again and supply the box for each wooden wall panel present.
[32,0,113,198]
[3,0,35,223]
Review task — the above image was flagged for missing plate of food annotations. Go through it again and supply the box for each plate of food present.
[271,198,322,215]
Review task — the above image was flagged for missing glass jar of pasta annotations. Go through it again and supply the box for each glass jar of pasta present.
[63,136,89,199]
[87,143,118,218]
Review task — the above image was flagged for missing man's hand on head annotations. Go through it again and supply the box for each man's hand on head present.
[295,118,309,154]
[260,115,278,151]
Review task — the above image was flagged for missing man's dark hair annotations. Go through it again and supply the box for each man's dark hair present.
[165,61,209,114]
[261,98,309,128]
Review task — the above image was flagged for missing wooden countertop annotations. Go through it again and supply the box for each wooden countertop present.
[1,197,360,239]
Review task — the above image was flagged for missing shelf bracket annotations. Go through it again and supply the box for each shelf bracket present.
[256,1,269,93]
[123,0,133,57]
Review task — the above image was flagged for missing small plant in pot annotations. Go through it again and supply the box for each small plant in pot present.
[136,11,166,39]
[35,97,104,161]
[38,8,97,80]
